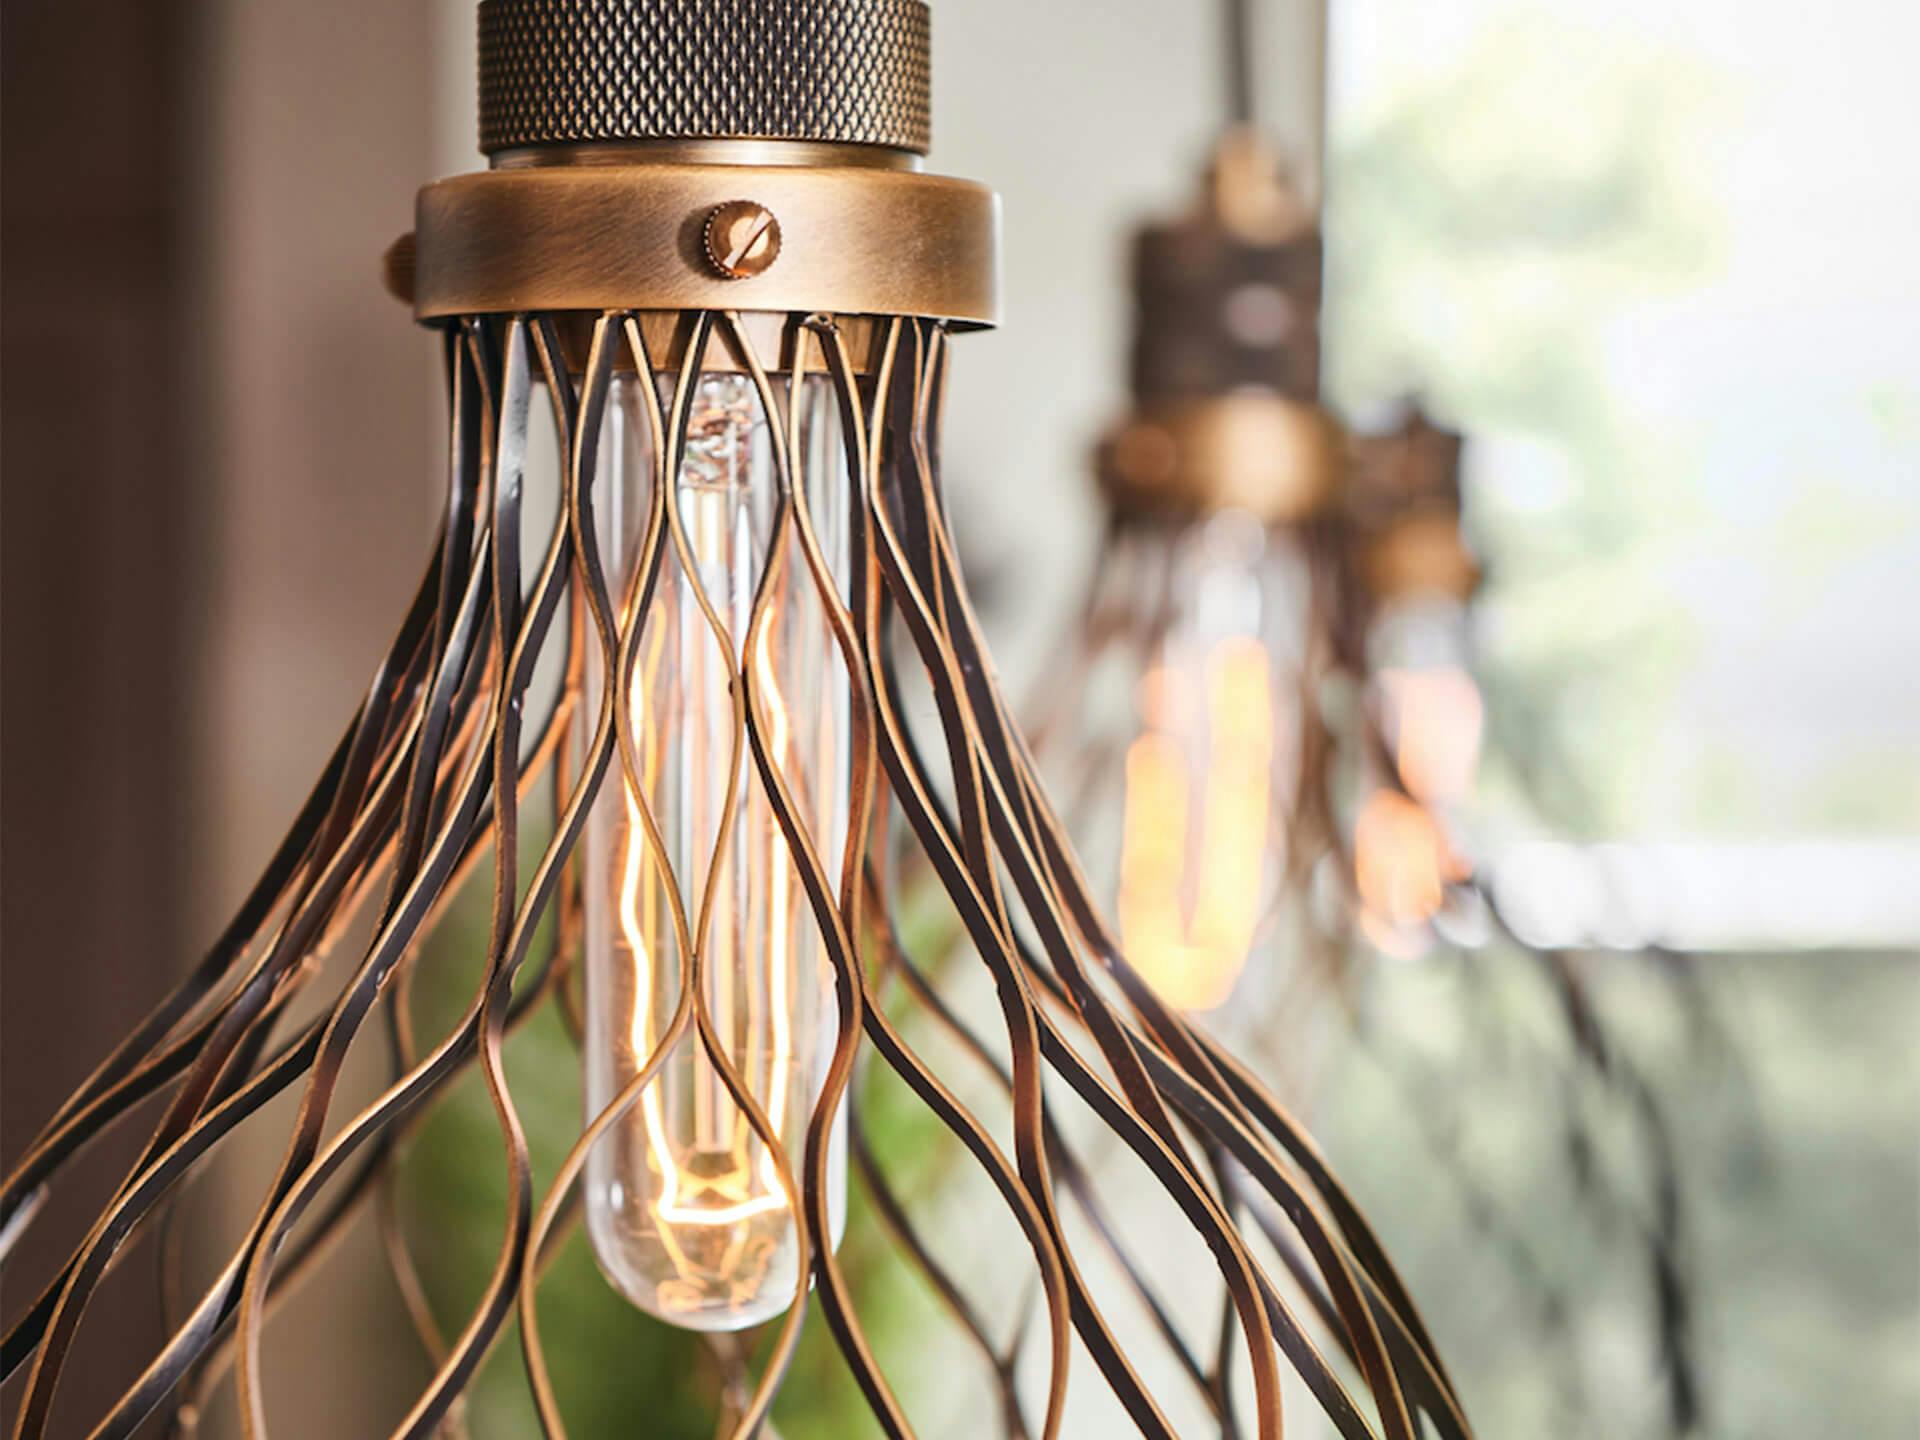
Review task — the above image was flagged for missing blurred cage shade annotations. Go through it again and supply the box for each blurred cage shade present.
[2,1,1916,1438]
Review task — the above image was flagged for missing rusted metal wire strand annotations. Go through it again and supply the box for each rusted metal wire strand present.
[886,354,1458,1435]
[865,864,1222,1419]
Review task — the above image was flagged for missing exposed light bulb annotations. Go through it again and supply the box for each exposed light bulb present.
[580,371,849,1331]
[1369,595,1484,809]
[1062,510,1306,1012]
[1356,593,1481,958]
[1379,665,1483,806]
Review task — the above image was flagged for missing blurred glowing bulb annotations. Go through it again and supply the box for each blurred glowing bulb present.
[1354,791,1458,959]
[1049,510,1306,1012]
[1118,640,1275,1009]
[1356,595,1481,956]
[1377,666,1483,806]
[580,371,848,1331]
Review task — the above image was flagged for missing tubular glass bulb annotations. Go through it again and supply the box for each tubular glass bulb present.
[1048,509,1309,1012]
[1355,592,1482,957]
[1368,594,1484,810]
[579,369,850,1331]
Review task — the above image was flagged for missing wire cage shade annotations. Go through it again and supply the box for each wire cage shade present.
[0,304,1471,1440]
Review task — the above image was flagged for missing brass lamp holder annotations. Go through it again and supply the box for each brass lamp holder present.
[390,0,998,352]
[1096,128,1338,526]
[1347,407,1482,604]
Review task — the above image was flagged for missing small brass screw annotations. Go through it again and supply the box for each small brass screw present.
[703,201,782,280]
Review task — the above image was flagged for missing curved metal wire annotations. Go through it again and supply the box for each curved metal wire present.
[1,307,1470,1440]
[1045,486,1711,1436]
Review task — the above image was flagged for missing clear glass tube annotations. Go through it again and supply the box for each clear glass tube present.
[579,369,850,1332]
[1047,509,1312,1012]
[1355,592,1483,957]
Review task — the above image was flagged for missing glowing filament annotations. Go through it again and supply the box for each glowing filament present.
[1117,638,1274,1010]
[1353,790,1469,960]
[613,638,800,1237]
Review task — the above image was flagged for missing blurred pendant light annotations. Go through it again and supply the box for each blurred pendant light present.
[1345,408,1484,959]
[984,0,1710,1423]
[0,3,1473,1436]
[1036,0,1342,1021]
[1342,409,1715,1436]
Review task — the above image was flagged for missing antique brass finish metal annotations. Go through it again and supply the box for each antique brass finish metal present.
[478,0,933,156]
[411,162,998,325]
[549,310,884,376]
[1099,128,1330,523]
[424,0,980,324]
[1207,127,1312,245]
[703,201,782,279]
[382,233,417,306]
[1355,512,1482,603]
[1098,393,1339,524]
[1128,129,1319,409]
[492,138,922,172]
[1129,130,1321,407]
[387,246,887,373]
[1349,410,1481,602]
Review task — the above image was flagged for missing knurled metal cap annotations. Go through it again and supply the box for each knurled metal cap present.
[1347,408,1465,529]
[1123,132,1322,406]
[478,0,933,156]
[1128,218,1322,403]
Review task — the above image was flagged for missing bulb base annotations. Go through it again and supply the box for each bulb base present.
[1348,409,1480,602]
[1097,394,1340,526]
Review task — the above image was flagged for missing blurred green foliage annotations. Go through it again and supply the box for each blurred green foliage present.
[398,886,716,1438]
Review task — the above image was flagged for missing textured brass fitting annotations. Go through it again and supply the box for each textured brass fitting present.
[409,157,997,326]
[1127,130,1321,407]
[402,0,993,329]
[1096,129,1334,525]
[1354,514,1482,603]
[477,0,933,157]
[1096,394,1340,526]
[1347,409,1480,602]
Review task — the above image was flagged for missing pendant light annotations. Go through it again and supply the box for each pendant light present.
[1021,0,1706,1425]
[1346,407,1709,1436]
[0,4,1471,1437]
[1346,408,1484,959]
[1032,0,1344,1026]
